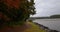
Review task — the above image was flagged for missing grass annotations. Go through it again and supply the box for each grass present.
[23,22,47,32]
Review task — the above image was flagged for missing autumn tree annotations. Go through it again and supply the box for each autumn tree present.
[0,0,35,25]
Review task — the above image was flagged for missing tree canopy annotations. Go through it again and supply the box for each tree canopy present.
[0,0,35,21]
[0,0,35,25]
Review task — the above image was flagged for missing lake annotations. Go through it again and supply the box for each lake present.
[33,18,60,32]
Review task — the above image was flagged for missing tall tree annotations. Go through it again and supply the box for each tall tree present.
[0,0,35,25]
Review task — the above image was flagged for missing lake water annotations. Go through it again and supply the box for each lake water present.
[33,18,60,32]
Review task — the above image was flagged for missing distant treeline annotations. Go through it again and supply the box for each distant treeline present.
[29,14,60,19]
[50,15,60,18]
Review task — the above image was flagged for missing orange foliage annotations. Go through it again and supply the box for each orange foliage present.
[4,0,21,9]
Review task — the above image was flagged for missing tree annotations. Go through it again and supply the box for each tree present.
[0,0,35,25]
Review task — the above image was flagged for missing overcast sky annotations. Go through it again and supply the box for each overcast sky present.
[30,0,60,17]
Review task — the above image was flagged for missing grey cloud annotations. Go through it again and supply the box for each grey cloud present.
[30,0,60,17]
